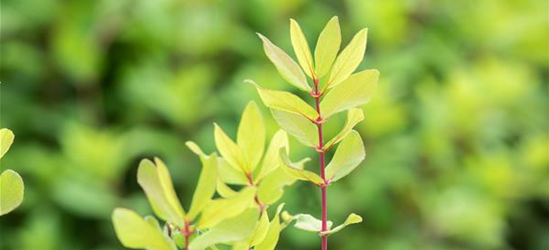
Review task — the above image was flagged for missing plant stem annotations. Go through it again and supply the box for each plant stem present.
[183,221,191,250]
[312,78,328,250]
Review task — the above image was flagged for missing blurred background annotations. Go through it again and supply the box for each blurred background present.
[0,0,548,249]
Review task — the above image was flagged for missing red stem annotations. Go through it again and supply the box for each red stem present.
[313,78,328,250]
[183,221,191,250]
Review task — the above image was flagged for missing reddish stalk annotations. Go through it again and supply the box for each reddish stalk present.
[247,172,265,214]
[182,221,192,250]
[312,77,328,250]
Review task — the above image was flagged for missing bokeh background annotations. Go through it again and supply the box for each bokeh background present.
[1,0,548,249]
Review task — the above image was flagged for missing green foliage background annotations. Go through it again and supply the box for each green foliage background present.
[0,0,547,249]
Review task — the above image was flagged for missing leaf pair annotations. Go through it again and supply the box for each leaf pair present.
[289,212,363,236]
[0,128,24,216]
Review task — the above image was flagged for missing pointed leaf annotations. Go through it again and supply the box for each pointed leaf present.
[290,19,314,78]
[257,33,310,91]
[0,170,24,216]
[324,109,364,150]
[314,17,341,78]
[293,214,333,233]
[237,102,265,171]
[256,130,289,181]
[325,131,365,182]
[216,179,237,198]
[258,162,301,205]
[320,213,363,236]
[271,110,317,147]
[218,158,249,185]
[197,187,256,229]
[112,208,176,250]
[325,28,368,90]
[321,69,379,118]
[188,154,218,221]
[0,128,14,159]
[255,204,285,250]
[248,211,271,247]
[214,123,249,173]
[279,149,322,185]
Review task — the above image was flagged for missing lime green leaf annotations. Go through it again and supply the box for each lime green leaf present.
[314,16,341,78]
[186,141,207,156]
[255,204,285,250]
[217,180,237,198]
[237,102,265,171]
[218,158,249,185]
[279,149,322,185]
[321,69,379,118]
[247,211,271,247]
[0,128,15,159]
[320,213,363,236]
[137,159,186,227]
[197,187,256,229]
[247,80,318,120]
[325,28,368,90]
[256,130,289,181]
[189,208,260,250]
[257,33,310,91]
[293,213,332,233]
[0,170,24,216]
[257,164,301,205]
[324,109,364,150]
[271,110,317,147]
[290,19,314,78]
[188,153,218,221]
[214,123,249,173]
[112,208,176,250]
[325,131,365,182]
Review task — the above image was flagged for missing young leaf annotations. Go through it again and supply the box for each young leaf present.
[258,163,301,205]
[216,179,237,198]
[257,33,311,91]
[137,159,186,227]
[271,110,317,148]
[197,187,256,229]
[320,69,379,118]
[247,211,271,247]
[324,108,364,150]
[279,149,323,185]
[247,80,318,120]
[325,131,365,182]
[325,28,368,90]
[112,208,176,250]
[0,169,24,216]
[255,204,285,250]
[293,214,333,233]
[188,154,218,221]
[320,213,363,236]
[237,102,265,171]
[214,123,249,173]
[218,157,249,185]
[189,208,260,250]
[290,19,314,78]
[256,130,289,180]
[0,128,14,159]
[314,16,341,78]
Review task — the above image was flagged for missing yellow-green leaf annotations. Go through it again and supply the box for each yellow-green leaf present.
[0,128,15,159]
[324,109,364,150]
[237,102,265,171]
[271,110,317,148]
[325,131,365,182]
[293,213,333,233]
[247,80,318,120]
[325,28,368,90]
[214,123,249,173]
[0,170,24,216]
[257,33,310,91]
[256,130,289,181]
[188,153,218,221]
[112,208,176,250]
[321,69,379,118]
[137,159,186,227]
[314,16,341,78]
[290,19,314,78]
[217,179,237,198]
[218,157,249,185]
[258,162,301,205]
[248,211,271,247]
[197,187,256,229]
[320,213,363,236]
[279,149,322,185]
[255,204,285,250]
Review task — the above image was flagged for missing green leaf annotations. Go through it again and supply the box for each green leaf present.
[112,208,176,250]
[325,28,368,90]
[218,158,249,185]
[290,19,314,78]
[237,102,265,171]
[197,187,256,229]
[255,204,285,250]
[320,69,379,118]
[325,131,365,182]
[0,128,15,159]
[247,80,318,120]
[189,208,260,250]
[257,165,300,205]
[257,33,310,91]
[256,130,289,181]
[137,158,186,227]
[0,170,24,216]
[314,16,341,78]
[216,180,237,198]
[279,149,322,185]
[271,110,317,148]
[247,211,271,247]
[320,213,363,236]
[214,123,249,173]
[188,153,218,221]
[324,109,364,150]
[293,213,333,233]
